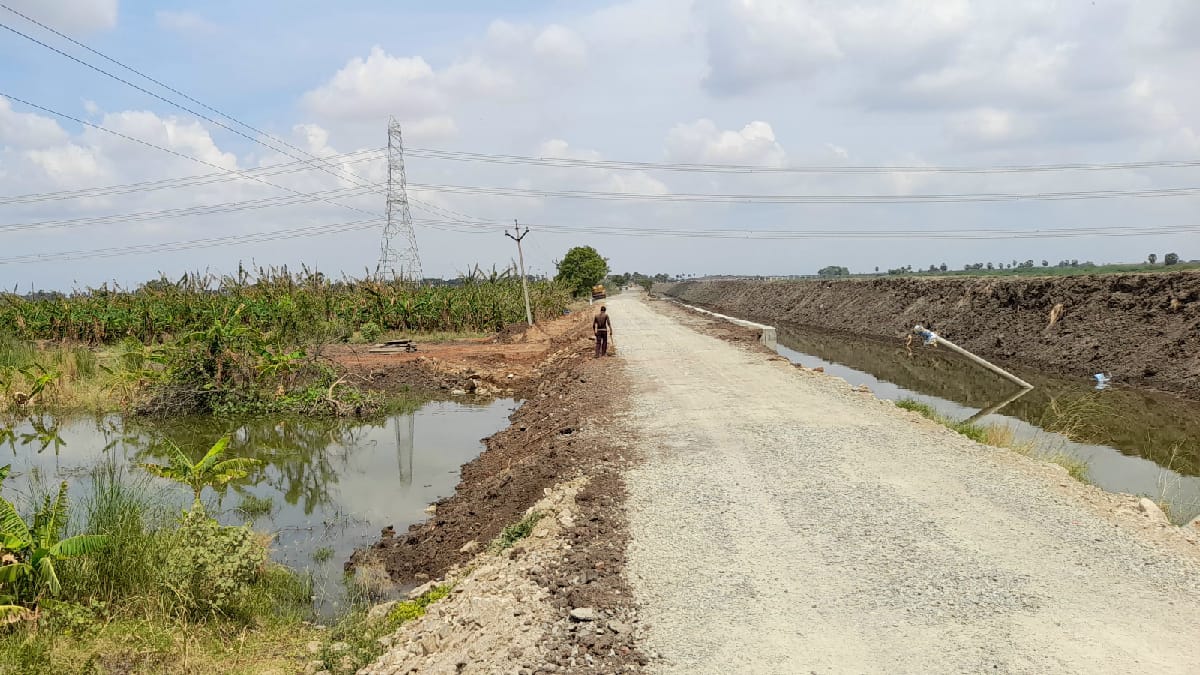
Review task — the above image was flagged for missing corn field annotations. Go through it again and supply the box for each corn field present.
[0,266,572,344]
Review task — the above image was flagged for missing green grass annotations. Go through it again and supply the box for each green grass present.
[0,461,323,674]
[311,546,335,563]
[1046,453,1091,482]
[313,583,455,673]
[896,397,1091,482]
[235,493,274,519]
[492,512,544,550]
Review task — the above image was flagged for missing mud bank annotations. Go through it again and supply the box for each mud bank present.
[667,272,1200,399]
[347,314,643,673]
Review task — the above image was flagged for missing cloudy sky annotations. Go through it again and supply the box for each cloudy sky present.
[1,0,1197,290]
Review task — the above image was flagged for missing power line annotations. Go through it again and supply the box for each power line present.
[0,4,378,193]
[0,148,384,205]
[0,218,384,265]
[406,146,1200,175]
[0,92,379,217]
[1,184,381,234]
[6,214,1194,266]
[409,181,1200,205]
[415,217,1200,241]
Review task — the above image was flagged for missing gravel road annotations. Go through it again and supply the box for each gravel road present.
[611,294,1200,674]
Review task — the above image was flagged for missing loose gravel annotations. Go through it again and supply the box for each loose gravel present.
[612,294,1200,674]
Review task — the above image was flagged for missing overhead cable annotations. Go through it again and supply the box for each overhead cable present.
[0,92,379,217]
[406,147,1200,175]
[408,182,1200,205]
[0,148,384,205]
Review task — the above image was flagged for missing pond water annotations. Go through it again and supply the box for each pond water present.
[0,398,517,616]
[771,323,1200,524]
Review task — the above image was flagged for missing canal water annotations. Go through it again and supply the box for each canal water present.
[0,398,517,615]
[772,323,1200,524]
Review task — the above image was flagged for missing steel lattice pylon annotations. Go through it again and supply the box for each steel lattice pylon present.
[376,117,423,282]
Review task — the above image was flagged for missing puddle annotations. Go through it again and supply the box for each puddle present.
[772,323,1200,524]
[0,398,517,616]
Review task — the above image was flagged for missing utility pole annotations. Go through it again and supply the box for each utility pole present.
[506,220,533,326]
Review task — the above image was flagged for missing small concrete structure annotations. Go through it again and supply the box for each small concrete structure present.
[672,301,777,348]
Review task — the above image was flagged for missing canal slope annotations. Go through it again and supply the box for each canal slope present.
[667,272,1200,399]
[611,293,1200,674]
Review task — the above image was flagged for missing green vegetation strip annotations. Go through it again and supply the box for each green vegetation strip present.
[895,398,1091,483]
[1,271,572,416]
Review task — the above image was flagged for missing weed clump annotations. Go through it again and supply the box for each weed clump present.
[493,512,544,550]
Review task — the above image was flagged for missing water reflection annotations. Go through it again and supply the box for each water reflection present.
[0,399,517,615]
[774,323,1200,522]
[1,413,66,454]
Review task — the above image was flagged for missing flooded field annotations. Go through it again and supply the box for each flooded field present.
[0,398,517,615]
[775,323,1200,524]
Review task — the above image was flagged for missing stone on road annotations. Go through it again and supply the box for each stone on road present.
[610,294,1200,674]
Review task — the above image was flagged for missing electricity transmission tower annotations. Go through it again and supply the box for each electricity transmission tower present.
[376,117,423,282]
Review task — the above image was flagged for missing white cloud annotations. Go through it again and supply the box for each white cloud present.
[302,48,445,125]
[2,0,117,33]
[25,144,102,183]
[665,119,787,166]
[441,60,516,98]
[532,25,588,68]
[947,108,1032,146]
[155,10,218,35]
[90,110,239,170]
[698,0,840,95]
[302,20,589,143]
[539,139,601,161]
[0,97,69,148]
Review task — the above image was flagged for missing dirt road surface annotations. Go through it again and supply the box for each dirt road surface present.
[610,293,1200,674]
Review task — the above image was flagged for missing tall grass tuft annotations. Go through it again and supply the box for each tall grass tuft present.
[0,333,36,370]
[57,461,173,608]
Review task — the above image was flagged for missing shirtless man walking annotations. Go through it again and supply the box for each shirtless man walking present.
[593,305,612,358]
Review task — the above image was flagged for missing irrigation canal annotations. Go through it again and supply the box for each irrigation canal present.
[773,323,1200,523]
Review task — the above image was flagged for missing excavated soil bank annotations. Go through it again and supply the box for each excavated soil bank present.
[346,313,643,673]
[668,272,1200,399]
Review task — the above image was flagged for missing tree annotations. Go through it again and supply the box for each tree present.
[1042,260,1049,267]
[1165,252,1180,266]
[987,263,994,270]
[818,266,850,277]
[555,247,609,297]
[1148,253,1157,265]
[140,436,262,509]
[939,263,948,272]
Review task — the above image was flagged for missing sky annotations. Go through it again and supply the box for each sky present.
[0,0,1198,290]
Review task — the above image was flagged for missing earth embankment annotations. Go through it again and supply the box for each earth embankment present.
[667,272,1200,399]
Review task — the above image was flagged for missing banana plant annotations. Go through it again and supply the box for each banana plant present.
[0,480,108,611]
[139,436,262,509]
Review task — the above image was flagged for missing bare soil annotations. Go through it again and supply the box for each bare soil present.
[327,308,590,399]
[669,271,1200,399]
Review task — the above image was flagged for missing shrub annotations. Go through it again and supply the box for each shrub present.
[359,322,383,343]
[161,511,266,617]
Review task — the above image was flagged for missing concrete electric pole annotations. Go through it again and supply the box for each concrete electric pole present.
[506,220,534,326]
